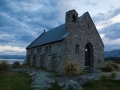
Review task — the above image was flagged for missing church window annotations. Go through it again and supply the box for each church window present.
[49,45,51,53]
[37,47,41,54]
[45,46,48,54]
[88,23,89,28]
[76,45,79,54]
[31,49,34,55]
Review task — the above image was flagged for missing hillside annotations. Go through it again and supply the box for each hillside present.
[104,49,120,58]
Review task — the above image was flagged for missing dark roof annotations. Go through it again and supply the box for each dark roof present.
[26,24,68,49]
[26,12,87,49]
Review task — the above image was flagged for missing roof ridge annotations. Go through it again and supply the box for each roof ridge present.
[46,24,65,33]
[26,32,45,49]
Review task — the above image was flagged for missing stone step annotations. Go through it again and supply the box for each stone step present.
[84,67,94,73]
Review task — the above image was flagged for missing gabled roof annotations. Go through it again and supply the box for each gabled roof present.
[26,12,88,49]
[26,24,68,49]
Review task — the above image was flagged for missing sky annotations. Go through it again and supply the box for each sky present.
[0,0,120,55]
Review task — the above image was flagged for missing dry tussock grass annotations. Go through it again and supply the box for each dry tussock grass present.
[100,71,118,79]
[102,61,119,72]
[64,60,81,76]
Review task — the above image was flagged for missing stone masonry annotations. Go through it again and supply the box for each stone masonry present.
[26,9,104,73]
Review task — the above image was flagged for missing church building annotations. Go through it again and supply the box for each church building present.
[26,9,104,72]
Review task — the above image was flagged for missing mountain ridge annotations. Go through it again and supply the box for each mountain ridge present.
[104,49,120,58]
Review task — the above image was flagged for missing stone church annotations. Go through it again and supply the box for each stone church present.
[26,9,104,72]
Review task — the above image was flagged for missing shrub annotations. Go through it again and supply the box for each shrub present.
[100,73,109,78]
[110,71,118,78]
[64,60,81,76]
[100,71,118,79]
[101,64,114,72]
[108,62,119,70]
[12,61,20,68]
[101,61,120,72]
[0,60,10,71]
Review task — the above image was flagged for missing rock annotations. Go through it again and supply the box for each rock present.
[58,82,65,87]
[58,72,64,76]
[64,80,83,90]
[46,78,55,85]
[76,76,88,85]
[29,72,36,76]
[87,73,99,80]
[31,72,55,89]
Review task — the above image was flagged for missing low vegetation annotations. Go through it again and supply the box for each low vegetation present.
[100,71,118,79]
[101,61,119,72]
[83,79,120,90]
[0,71,34,90]
[64,60,81,76]
[12,61,20,68]
[110,71,118,78]
[0,60,10,71]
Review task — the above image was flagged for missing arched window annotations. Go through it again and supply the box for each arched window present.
[88,23,89,28]
[76,45,79,54]
[49,45,51,53]
[37,48,39,54]
[39,47,41,54]
[45,46,48,54]
[72,15,77,23]
[37,47,41,54]
[31,49,34,55]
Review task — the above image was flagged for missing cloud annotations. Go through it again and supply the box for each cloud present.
[0,0,81,54]
[92,7,120,51]
[0,45,25,55]
[82,0,101,6]
[100,22,120,40]
[0,0,120,54]
[92,7,120,30]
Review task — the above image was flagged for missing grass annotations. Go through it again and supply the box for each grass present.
[101,61,119,72]
[64,60,81,76]
[0,70,34,90]
[83,79,120,90]
[100,73,109,79]
[100,71,118,79]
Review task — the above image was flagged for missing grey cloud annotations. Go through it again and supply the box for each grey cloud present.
[100,22,120,40]
[1,0,120,54]
[92,7,120,23]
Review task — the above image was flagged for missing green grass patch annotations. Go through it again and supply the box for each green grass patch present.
[0,71,34,90]
[83,79,120,90]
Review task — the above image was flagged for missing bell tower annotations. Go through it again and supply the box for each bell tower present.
[65,9,78,24]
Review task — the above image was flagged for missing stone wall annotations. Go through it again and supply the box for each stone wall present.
[65,11,104,69]
[26,40,67,72]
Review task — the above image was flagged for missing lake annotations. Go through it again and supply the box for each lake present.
[0,58,25,64]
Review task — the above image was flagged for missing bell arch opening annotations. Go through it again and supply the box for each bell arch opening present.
[85,43,94,68]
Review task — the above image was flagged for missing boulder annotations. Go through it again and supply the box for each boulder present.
[64,80,83,90]
[46,78,55,85]
[29,72,36,76]
[58,82,65,87]
[76,76,88,85]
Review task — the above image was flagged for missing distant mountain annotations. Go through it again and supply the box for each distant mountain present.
[104,49,120,58]
[0,55,26,59]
